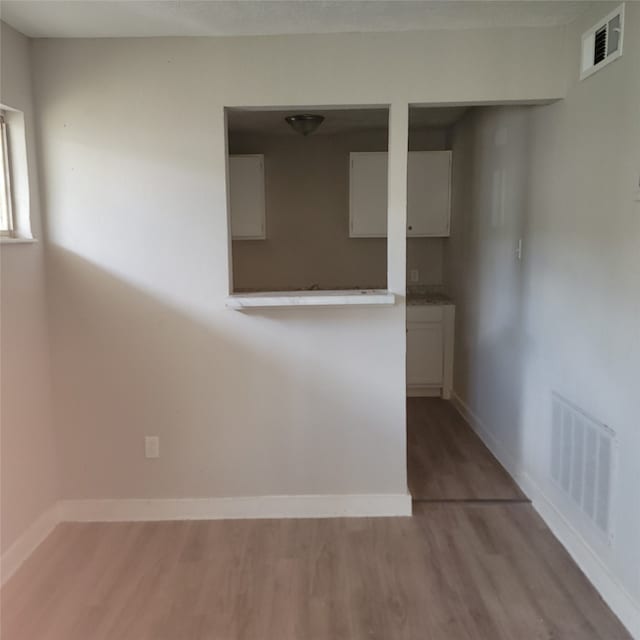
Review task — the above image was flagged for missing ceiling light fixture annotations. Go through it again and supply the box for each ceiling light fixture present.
[284,114,325,136]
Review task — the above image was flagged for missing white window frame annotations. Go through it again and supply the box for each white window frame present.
[0,113,14,237]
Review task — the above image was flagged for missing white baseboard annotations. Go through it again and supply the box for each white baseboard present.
[58,493,412,523]
[1,494,410,586]
[451,392,640,640]
[407,386,441,397]
[1,503,61,587]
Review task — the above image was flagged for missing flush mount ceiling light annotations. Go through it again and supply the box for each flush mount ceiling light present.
[284,114,325,136]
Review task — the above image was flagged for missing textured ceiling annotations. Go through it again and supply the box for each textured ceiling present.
[1,1,591,39]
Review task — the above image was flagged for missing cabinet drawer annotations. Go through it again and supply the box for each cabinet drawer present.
[407,305,443,323]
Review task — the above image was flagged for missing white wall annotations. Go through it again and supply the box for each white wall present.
[0,23,58,557]
[445,105,531,458]
[29,27,566,506]
[446,3,640,633]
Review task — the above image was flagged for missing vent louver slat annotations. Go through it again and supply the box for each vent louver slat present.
[594,26,608,64]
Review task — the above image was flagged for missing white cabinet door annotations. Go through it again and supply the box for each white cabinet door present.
[349,152,388,237]
[406,323,444,386]
[407,151,451,237]
[229,155,266,239]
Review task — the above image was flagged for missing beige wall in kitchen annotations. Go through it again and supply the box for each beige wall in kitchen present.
[230,127,448,291]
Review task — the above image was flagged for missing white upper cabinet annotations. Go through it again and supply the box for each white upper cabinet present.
[229,155,266,240]
[407,151,451,237]
[349,152,388,237]
[348,150,451,238]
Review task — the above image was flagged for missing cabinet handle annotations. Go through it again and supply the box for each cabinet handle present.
[408,225,413,231]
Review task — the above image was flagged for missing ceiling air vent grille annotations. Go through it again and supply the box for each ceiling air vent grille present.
[581,4,624,80]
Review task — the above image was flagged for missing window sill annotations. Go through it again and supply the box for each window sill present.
[226,289,395,310]
[0,236,37,245]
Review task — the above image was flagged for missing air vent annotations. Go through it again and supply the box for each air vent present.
[551,393,617,543]
[581,4,624,80]
[593,26,607,65]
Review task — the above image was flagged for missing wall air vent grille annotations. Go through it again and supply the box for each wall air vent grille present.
[551,393,617,544]
[593,26,608,64]
[581,4,624,80]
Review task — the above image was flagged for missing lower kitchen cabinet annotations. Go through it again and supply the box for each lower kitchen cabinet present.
[406,304,455,398]
[407,323,443,386]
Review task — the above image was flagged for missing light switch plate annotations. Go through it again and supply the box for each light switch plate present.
[145,436,160,459]
[410,269,419,283]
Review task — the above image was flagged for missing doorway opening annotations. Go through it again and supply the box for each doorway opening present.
[405,104,532,503]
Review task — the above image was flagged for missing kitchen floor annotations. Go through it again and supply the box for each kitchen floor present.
[408,397,526,501]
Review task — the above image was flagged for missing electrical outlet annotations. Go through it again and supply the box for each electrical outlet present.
[410,269,419,283]
[145,436,159,459]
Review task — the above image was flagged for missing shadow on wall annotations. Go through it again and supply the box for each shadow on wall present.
[447,106,533,471]
[46,246,405,501]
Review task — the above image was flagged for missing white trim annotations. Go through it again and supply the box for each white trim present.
[0,236,37,245]
[227,289,395,310]
[0,106,33,240]
[441,305,455,399]
[59,493,412,523]
[0,495,410,585]
[451,392,640,640]
[407,385,441,397]
[0,113,14,236]
[1,504,61,587]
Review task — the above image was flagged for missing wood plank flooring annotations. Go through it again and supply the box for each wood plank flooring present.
[408,397,526,501]
[1,503,630,639]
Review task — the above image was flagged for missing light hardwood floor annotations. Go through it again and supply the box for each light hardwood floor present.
[1,504,630,639]
[408,397,526,501]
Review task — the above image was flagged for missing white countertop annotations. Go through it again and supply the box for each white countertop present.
[227,289,395,310]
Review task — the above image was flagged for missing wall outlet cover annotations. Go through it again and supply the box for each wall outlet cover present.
[145,436,160,459]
